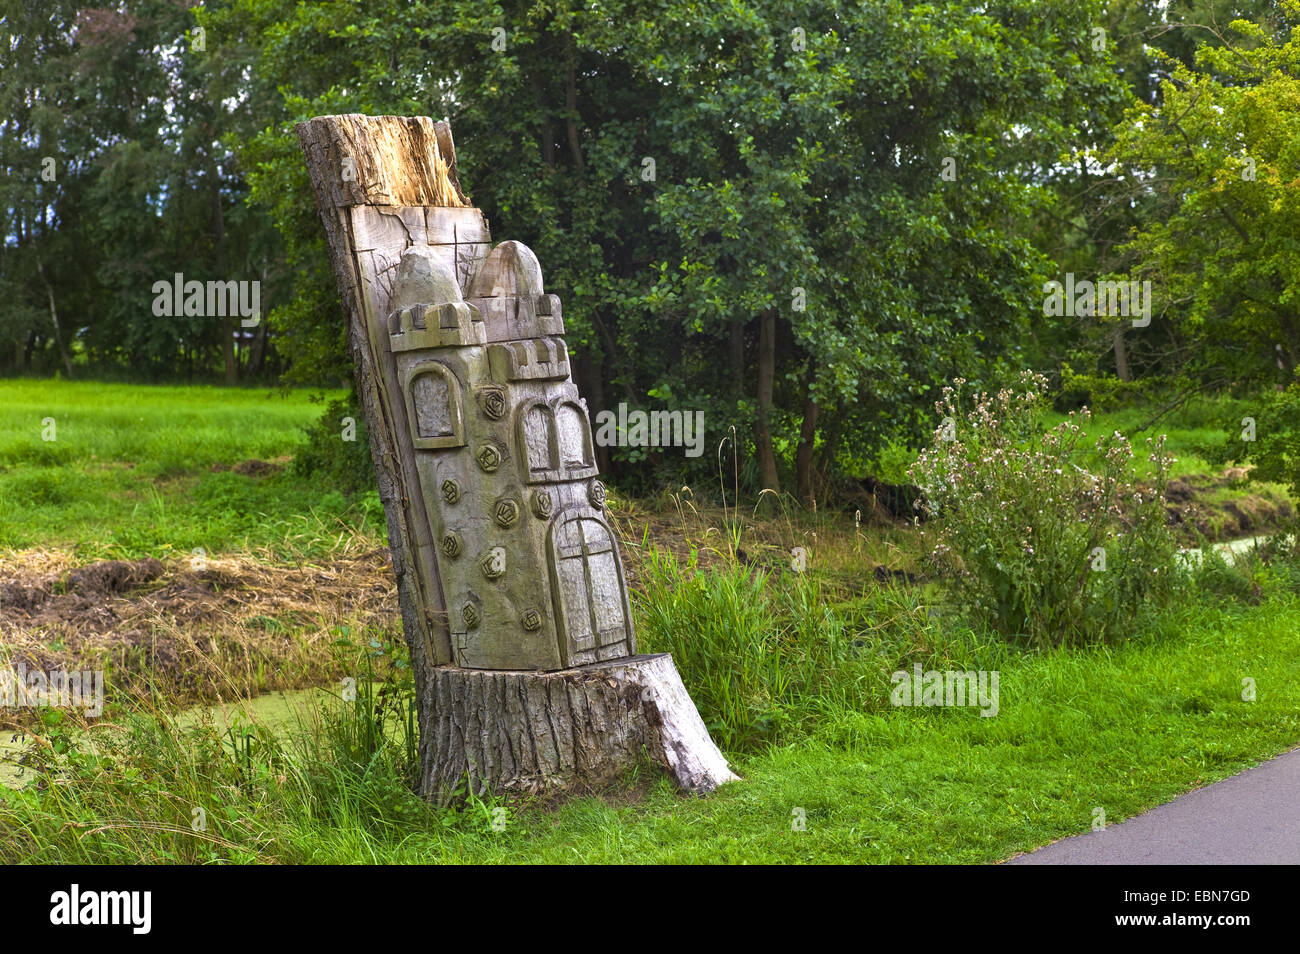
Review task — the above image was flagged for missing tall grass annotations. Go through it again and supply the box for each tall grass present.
[0,666,469,864]
[632,544,1002,750]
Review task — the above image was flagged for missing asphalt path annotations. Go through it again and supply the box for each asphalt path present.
[1008,747,1300,864]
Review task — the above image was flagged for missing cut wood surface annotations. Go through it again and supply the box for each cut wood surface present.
[297,114,467,209]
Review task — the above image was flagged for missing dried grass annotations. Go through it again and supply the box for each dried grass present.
[0,548,400,710]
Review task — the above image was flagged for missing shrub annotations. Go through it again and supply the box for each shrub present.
[909,372,1180,647]
[290,395,375,496]
[1056,364,1166,412]
[1187,542,1268,604]
[1240,377,1300,500]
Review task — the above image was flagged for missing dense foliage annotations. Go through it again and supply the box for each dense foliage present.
[1,0,1296,497]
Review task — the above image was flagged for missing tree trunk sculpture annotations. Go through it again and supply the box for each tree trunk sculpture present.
[297,114,736,803]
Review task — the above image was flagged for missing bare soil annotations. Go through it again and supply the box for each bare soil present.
[1161,469,1293,542]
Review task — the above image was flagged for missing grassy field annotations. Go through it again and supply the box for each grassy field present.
[2,379,1299,864]
[1040,394,1254,479]
[0,380,382,559]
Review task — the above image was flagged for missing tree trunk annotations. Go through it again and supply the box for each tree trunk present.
[755,309,780,494]
[1278,310,1300,376]
[1113,326,1130,382]
[248,257,269,376]
[423,653,736,803]
[727,319,747,493]
[298,113,734,804]
[795,393,818,508]
[34,257,74,378]
[212,178,236,385]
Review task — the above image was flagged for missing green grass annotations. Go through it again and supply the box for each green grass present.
[1041,393,1256,481]
[3,572,1297,863]
[0,380,384,558]
[871,390,1273,496]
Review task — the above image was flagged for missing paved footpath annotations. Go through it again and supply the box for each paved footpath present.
[1008,748,1300,864]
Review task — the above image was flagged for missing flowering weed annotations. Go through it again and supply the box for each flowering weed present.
[910,372,1180,646]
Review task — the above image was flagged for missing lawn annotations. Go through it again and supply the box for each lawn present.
[0,380,383,559]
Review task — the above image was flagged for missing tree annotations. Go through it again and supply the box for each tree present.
[1027,0,1288,391]
[229,0,1129,498]
[0,0,285,381]
[1107,2,1300,389]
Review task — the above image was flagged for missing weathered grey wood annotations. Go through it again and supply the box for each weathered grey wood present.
[298,113,736,802]
[422,654,738,803]
[300,114,630,673]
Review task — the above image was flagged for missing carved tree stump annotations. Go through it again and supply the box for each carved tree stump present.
[297,114,737,803]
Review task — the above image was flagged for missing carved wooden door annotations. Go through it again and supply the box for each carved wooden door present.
[549,513,633,666]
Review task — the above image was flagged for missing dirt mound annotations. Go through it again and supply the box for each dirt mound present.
[0,557,165,614]
[1163,478,1197,504]
[66,557,165,594]
[1160,468,1293,543]
[232,458,282,477]
[210,456,292,476]
[0,548,398,707]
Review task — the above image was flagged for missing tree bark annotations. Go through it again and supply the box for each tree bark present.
[795,392,818,508]
[1113,326,1130,382]
[755,309,780,494]
[34,257,74,378]
[212,176,236,385]
[727,318,747,489]
[422,653,737,803]
[248,256,269,376]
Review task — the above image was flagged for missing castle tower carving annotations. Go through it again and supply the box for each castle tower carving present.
[373,207,635,670]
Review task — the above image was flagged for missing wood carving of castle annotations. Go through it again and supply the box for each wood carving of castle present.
[351,147,635,671]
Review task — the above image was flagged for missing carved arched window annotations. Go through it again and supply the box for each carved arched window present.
[517,399,597,484]
[520,403,558,480]
[404,362,465,450]
[555,401,595,474]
